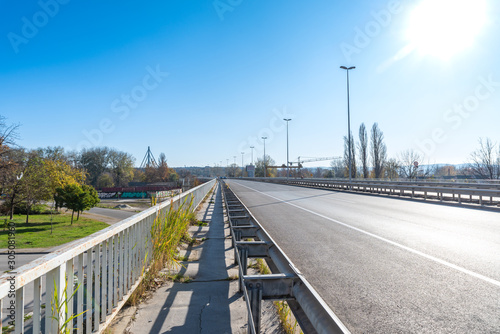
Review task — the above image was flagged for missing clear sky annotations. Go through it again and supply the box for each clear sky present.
[1,0,499,167]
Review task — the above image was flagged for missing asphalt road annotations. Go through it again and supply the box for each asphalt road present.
[87,206,138,221]
[226,179,500,334]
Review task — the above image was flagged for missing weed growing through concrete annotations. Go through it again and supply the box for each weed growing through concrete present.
[251,258,302,334]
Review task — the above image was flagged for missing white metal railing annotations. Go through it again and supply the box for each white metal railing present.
[239,178,500,206]
[0,179,216,334]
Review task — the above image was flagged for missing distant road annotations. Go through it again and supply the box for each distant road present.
[87,206,137,222]
[226,179,500,333]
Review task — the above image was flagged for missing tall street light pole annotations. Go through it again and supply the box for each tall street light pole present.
[340,66,355,183]
[250,146,254,165]
[241,152,244,177]
[262,136,267,178]
[283,118,292,180]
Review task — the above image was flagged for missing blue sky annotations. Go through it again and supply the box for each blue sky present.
[1,0,499,167]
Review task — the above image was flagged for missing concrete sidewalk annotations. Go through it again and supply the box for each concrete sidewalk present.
[116,183,282,334]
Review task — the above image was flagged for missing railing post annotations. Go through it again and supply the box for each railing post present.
[77,253,84,334]
[86,248,93,333]
[46,263,66,334]
[33,276,42,334]
[66,258,74,333]
[94,244,101,331]
[14,286,24,334]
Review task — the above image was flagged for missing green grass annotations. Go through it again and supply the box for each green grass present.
[0,214,109,249]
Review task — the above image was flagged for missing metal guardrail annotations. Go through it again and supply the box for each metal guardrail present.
[221,181,350,334]
[0,179,216,334]
[239,178,500,206]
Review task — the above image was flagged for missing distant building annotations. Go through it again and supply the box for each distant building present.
[246,164,255,178]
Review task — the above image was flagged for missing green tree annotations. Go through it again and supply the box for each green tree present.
[55,184,83,225]
[55,184,99,224]
[76,185,100,220]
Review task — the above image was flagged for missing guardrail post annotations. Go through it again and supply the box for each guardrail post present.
[238,247,248,292]
[248,283,262,333]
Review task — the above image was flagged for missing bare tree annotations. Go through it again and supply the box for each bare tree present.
[469,138,499,179]
[370,123,387,178]
[358,123,369,178]
[330,158,345,178]
[384,158,400,180]
[0,116,20,166]
[343,132,356,178]
[398,149,422,179]
[255,155,275,177]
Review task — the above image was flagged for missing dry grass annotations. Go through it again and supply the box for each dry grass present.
[251,258,302,334]
[127,197,196,305]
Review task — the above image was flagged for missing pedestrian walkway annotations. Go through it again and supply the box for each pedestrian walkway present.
[122,183,249,333]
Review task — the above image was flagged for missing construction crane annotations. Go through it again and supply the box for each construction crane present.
[296,156,341,167]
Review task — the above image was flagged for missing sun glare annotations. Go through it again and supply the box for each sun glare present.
[407,0,487,59]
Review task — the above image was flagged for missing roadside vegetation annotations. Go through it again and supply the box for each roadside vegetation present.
[250,257,303,334]
[127,197,196,305]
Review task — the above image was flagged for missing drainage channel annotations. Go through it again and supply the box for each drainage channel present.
[221,180,351,334]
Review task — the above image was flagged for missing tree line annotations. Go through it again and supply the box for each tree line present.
[0,116,178,224]
[334,122,500,180]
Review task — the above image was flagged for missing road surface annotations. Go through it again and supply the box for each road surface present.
[226,179,500,333]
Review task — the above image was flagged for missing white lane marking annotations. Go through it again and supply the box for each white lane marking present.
[233,181,500,288]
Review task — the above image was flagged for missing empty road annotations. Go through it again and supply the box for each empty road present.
[226,179,500,333]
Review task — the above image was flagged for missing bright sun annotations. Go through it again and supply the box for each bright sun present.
[407,0,487,59]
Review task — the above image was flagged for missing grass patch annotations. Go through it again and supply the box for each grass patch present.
[175,254,190,262]
[250,258,271,275]
[166,273,192,283]
[274,301,302,334]
[0,214,109,249]
[2,326,13,334]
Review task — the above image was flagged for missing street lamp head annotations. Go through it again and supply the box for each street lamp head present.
[340,66,356,70]
[262,136,267,140]
[283,118,291,121]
